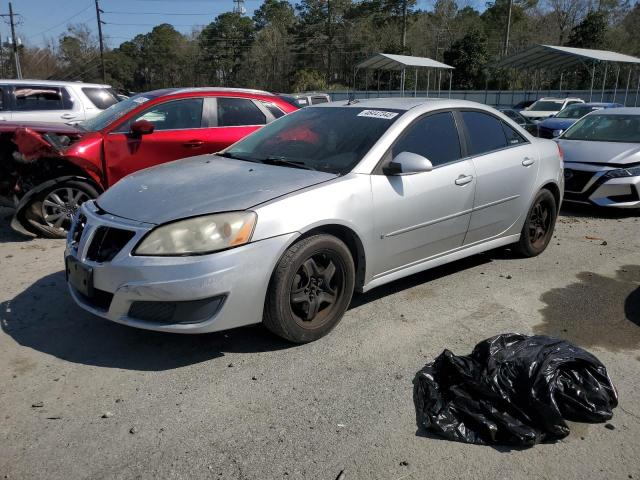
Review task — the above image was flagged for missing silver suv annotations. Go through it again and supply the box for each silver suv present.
[0,79,119,124]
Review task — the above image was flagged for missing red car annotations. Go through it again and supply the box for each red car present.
[0,87,297,237]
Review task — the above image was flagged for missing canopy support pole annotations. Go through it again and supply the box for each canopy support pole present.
[624,67,631,106]
[401,68,405,97]
[589,62,596,102]
[438,70,442,98]
[559,72,563,91]
[414,68,418,97]
[484,75,489,104]
[448,71,452,98]
[377,69,381,97]
[613,65,620,102]
[426,70,430,97]
[635,70,640,106]
[601,62,608,102]
[365,70,369,98]
[389,70,392,97]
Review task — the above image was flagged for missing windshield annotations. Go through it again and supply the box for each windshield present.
[79,93,158,132]
[224,106,403,174]
[562,114,640,142]
[529,100,565,111]
[555,105,598,119]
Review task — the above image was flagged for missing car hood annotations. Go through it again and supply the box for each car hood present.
[97,155,339,225]
[520,110,557,119]
[0,120,81,134]
[557,139,640,166]
[539,118,576,130]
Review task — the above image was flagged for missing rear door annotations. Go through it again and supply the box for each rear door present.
[9,84,80,123]
[102,97,205,185]
[460,110,539,244]
[199,96,269,152]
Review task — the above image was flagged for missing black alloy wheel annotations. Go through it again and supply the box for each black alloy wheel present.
[514,189,557,257]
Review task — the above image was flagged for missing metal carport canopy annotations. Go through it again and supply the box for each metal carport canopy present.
[493,45,640,70]
[355,53,454,97]
[356,53,453,71]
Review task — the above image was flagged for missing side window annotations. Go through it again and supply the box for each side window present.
[82,87,118,109]
[392,111,461,167]
[261,101,285,119]
[502,122,527,146]
[461,111,507,156]
[132,98,203,131]
[13,85,68,111]
[310,96,329,105]
[217,97,266,127]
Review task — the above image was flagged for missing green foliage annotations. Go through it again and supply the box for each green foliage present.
[443,30,489,89]
[567,11,607,48]
[291,69,328,91]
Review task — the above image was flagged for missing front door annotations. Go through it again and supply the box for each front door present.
[458,110,540,244]
[103,97,205,185]
[370,111,476,277]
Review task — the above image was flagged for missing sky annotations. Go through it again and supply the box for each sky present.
[9,0,439,49]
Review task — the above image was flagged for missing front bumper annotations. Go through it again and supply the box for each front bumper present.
[65,202,297,333]
[563,163,640,208]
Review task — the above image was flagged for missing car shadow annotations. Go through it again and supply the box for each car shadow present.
[1,271,294,371]
[559,203,638,219]
[351,255,490,308]
[0,207,33,243]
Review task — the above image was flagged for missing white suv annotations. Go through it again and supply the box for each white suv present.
[520,97,585,122]
[0,79,119,124]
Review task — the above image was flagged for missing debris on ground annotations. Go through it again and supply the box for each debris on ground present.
[413,333,618,447]
[31,402,43,408]
[101,412,114,419]
[585,236,602,240]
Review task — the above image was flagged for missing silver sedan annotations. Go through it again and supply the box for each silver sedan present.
[65,99,563,343]
[557,108,640,208]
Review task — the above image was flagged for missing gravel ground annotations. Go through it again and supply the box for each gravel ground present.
[1,205,639,480]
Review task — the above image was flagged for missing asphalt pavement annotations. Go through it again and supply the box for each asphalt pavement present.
[1,205,638,479]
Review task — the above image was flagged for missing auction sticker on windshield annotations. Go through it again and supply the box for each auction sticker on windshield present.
[357,110,399,119]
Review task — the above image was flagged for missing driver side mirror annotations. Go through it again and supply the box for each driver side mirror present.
[130,119,155,137]
[383,151,433,176]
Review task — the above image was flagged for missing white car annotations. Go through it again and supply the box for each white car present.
[520,97,585,122]
[0,79,119,124]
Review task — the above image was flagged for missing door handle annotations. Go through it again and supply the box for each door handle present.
[455,174,473,186]
[522,157,535,167]
[60,113,76,119]
[183,140,204,148]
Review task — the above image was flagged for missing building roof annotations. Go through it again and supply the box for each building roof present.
[493,44,640,70]
[356,53,454,71]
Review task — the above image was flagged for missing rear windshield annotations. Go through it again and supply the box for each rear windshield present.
[562,114,640,143]
[529,100,564,111]
[225,106,403,174]
[82,87,119,109]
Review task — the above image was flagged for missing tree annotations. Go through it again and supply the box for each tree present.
[567,10,607,47]
[443,30,489,88]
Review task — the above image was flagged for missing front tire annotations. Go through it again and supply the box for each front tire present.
[263,234,355,343]
[513,189,557,257]
[23,179,99,239]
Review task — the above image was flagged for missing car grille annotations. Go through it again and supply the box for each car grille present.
[86,226,135,262]
[564,169,594,192]
[70,214,87,247]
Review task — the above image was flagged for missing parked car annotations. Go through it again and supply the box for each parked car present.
[499,108,539,135]
[0,79,120,124]
[520,97,585,122]
[556,107,640,208]
[2,87,297,238]
[65,98,563,343]
[537,102,623,138]
[512,100,535,111]
[277,92,331,108]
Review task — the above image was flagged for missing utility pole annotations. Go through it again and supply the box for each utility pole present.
[95,0,106,82]
[503,0,513,56]
[401,0,408,52]
[327,0,332,84]
[7,2,21,79]
[233,0,246,14]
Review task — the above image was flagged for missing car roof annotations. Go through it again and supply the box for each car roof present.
[585,107,640,115]
[0,79,111,88]
[536,97,583,101]
[143,87,274,97]
[580,102,623,107]
[313,97,489,111]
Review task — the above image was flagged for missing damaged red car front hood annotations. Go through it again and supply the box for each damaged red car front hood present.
[0,120,81,135]
[12,123,84,161]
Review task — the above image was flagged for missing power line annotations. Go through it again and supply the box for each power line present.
[103,10,214,15]
[25,3,93,40]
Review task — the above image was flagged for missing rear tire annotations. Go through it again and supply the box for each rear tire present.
[23,179,99,239]
[263,234,355,343]
[513,189,557,257]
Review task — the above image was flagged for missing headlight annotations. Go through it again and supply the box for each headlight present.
[134,211,257,256]
[603,166,640,179]
[552,129,564,137]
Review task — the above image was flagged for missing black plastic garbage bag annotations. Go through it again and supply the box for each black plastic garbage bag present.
[413,333,618,447]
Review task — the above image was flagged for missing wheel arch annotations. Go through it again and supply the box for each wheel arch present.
[295,224,367,291]
[540,181,562,212]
